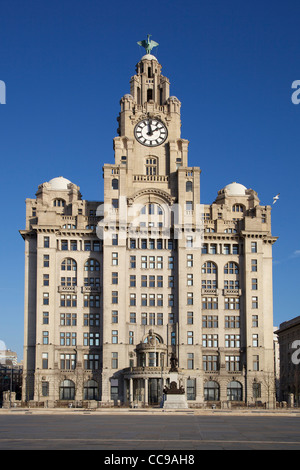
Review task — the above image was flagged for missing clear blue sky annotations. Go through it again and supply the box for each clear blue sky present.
[1,0,299,360]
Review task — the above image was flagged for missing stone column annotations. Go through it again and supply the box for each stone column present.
[144,378,148,406]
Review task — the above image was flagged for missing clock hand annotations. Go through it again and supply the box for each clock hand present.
[147,119,154,136]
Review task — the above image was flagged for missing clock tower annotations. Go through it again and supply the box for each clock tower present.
[101,38,201,404]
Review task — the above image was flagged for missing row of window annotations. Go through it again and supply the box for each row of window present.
[41,329,260,348]
[42,291,259,310]
[41,349,260,377]
[44,237,102,251]
[42,311,259,329]
[40,377,260,402]
[43,255,258,276]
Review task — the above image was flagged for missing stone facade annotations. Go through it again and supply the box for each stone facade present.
[20,50,277,407]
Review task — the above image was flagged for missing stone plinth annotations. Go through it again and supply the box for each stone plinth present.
[163,393,189,409]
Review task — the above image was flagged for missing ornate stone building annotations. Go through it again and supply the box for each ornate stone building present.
[20,40,277,407]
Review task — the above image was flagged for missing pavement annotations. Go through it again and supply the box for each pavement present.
[1,406,299,416]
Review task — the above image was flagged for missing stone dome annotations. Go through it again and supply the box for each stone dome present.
[48,176,72,190]
[141,54,158,61]
[223,182,247,196]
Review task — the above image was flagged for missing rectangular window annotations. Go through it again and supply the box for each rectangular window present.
[252,334,259,347]
[141,275,147,287]
[112,272,118,285]
[43,254,49,267]
[187,379,196,400]
[130,312,136,323]
[61,240,68,250]
[225,316,240,328]
[225,335,240,348]
[43,275,49,288]
[149,275,155,288]
[187,353,194,370]
[168,257,174,269]
[157,294,163,306]
[112,233,118,246]
[42,382,49,397]
[130,275,136,287]
[43,312,49,324]
[130,294,136,306]
[225,356,240,372]
[42,353,48,369]
[251,259,257,272]
[202,297,218,310]
[70,240,77,251]
[251,242,257,253]
[112,330,118,344]
[112,310,118,323]
[129,331,134,345]
[43,293,49,305]
[112,252,118,265]
[187,331,193,345]
[203,355,218,371]
[252,278,258,290]
[44,236,50,248]
[225,297,240,310]
[187,293,193,305]
[130,256,136,268]
[232,244,239,255]
[253,355,259,371]
[202,334,218,348]
[252,296,258,308]
[112,353,118,369]
[42,331,49,345]
[187,311,193,324]
[93,241,100,252]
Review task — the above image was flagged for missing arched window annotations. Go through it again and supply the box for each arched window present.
[84,259,100,272]
[232,204,244,213]
[59,380,75,400]
[61,258,77,271]
[84,380,99,400]
[112,178,119,190]
[202,261,217,274]
[224,262,239,275]
[147,89,153,101]
[138,202,165,229]
[227,381,242,401]
[186,181,193,192]
[202,262,218,290]
[53,199,65,207]
[145,157,158,176]
[204,381,220,401]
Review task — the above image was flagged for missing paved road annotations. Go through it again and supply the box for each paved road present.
[0,414,300,450]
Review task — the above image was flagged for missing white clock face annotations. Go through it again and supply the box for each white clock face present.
[134,119,168,146]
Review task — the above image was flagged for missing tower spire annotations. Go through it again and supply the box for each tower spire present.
[137,34,159,55]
